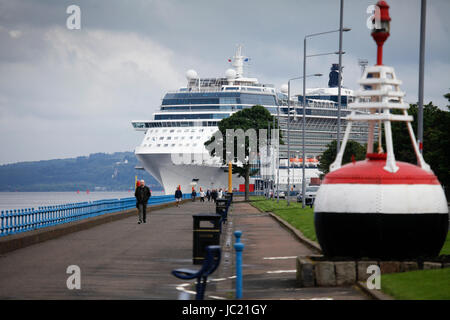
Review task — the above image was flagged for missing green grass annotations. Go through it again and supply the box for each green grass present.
[250,196,316,242]
[250,196,450,300]
[440,233,450,255]
[381,268,450,300]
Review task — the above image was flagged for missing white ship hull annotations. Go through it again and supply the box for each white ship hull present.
[136,152,244,195]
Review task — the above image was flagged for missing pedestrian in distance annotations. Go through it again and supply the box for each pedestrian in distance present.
[175,186,183,207]
[211,189,218,203]
[218,188,223,199]
[191,189,197,202]
[135,180,140,209]
[135,179,151,224]
[206,189,211,202]
[200,189,205,202]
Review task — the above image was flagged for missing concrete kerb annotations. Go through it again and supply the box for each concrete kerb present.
[355,281,395,300]
[0,198,191,255]
[268,212,322,254]
[212,201,237,300]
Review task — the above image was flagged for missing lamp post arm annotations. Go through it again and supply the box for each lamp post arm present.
[306,29,340,39]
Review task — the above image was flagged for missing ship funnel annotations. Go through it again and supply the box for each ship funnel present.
[328,64,343,88]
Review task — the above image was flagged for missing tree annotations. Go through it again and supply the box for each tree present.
[204,105,281,201]
[319,95,450,198]
[390,99,450,198]
[318,140,366,176]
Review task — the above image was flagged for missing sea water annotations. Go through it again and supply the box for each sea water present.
[0,191,165,212]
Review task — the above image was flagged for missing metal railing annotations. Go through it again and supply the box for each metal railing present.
[0,194,190,237]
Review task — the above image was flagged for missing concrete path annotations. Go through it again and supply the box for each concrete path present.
[0,199,214,299]
[213,200,367,300]
[0,198,367,300]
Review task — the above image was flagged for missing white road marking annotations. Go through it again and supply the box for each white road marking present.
[208,295,227,300]
[266,269,296,274]
[210,278,227,282]
[174,275,237,299]
[263,256,297,260]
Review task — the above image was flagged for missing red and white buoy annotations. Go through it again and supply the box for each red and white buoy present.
[314,1,449,259]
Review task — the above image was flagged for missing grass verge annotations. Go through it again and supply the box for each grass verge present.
[380,268,450,300]
[250,196,450,299]
[250,196,316,242]
[440,233,450,255]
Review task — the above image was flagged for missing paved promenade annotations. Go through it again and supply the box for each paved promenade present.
[0,198,367,300]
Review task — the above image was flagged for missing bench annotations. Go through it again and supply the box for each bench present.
[171,245,221,300]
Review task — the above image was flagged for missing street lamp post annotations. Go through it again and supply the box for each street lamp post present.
[337,0,344,153]
[277,104,280,203]
[287,73,322,206]
[302,27,351,208]
[272,109,276,201]
[418,0,426,154]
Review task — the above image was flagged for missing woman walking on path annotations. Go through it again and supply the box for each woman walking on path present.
[200,190,205,202]
[175,187,183,207]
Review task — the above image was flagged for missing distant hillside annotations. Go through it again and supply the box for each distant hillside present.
[0,152,162,191]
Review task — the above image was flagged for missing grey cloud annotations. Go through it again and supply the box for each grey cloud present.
[0,0,449,164]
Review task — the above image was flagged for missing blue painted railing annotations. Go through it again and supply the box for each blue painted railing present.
[0,194,190,237]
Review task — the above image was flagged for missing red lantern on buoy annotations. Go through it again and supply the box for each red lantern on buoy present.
[314,1,449,259]
[371,0,391,65]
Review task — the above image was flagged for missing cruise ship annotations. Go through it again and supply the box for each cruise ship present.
[132,46,369,194]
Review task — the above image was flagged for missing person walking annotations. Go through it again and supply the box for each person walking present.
[206,189,211,202]
[200,189,205,202]
[175,186,183,207]
[191,189,197,202]
[218,188,223,199]
[211,189,218,203]
[135,179,151,224]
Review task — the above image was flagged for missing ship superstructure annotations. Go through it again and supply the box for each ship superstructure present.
[132,46,370,194]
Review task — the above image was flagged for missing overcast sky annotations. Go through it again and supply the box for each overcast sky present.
[0,0,449,164]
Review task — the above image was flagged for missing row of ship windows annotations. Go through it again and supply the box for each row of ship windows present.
[147,128,210,133]
[143,143,201,148]
[159,105,279,114]
[161,94,277,106]
[278,108,351,117]
[146,136,203,141]
[154,113,229,120]
[161,105,243,111]
[133,121,220,128]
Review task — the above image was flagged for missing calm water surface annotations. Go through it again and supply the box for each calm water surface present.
[0,191,164,211]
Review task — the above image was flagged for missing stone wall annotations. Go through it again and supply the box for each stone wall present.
[296,255,450,287]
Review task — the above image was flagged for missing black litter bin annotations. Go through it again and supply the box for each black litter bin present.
[193,213,221,265]
[215,199,228,218]
[224,193,233,202]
